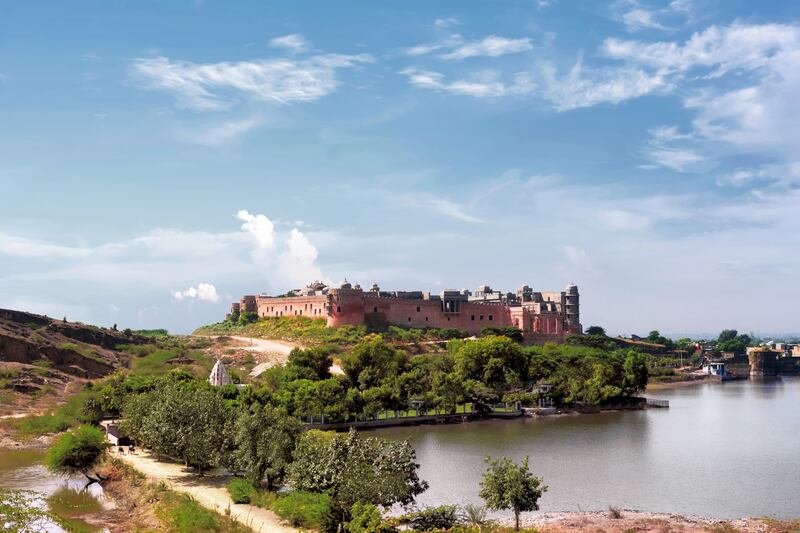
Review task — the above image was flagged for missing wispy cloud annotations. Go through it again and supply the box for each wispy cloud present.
[401,68,535,98]
[440,36,533,60]
[404,34,532,60]
[539,56,668,111]
[434,17,460,29]
[131,53,373,110]
[269,33,310,54]
[640,126,706,172]
[176,115,264,145]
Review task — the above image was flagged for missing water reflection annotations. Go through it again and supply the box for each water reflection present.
[0,448,108,532]
[377,377,800,519]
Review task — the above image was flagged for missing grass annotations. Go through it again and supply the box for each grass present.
[3,386,96,437]
[57,342,106,364]
[126,345,214,378]
[270,491,332,529]
[375,403,474,419]
[195,316,471,347]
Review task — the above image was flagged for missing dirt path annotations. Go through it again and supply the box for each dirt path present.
[116,450,297,533]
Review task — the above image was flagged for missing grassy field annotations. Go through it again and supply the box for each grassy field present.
[195,316,368,346]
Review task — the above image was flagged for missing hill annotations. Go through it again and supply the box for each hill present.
[0,308,140,417]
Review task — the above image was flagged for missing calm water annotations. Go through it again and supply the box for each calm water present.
[0,448,108,531]
[376,377,800,519]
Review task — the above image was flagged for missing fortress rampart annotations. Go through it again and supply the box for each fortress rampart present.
[232,280,581,342]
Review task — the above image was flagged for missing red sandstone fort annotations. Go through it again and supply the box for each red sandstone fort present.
[232,280,581,342]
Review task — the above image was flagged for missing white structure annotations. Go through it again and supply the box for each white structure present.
[209,359,232,386]
[703,362,727,377]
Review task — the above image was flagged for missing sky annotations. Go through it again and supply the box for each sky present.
[1,1,799,336]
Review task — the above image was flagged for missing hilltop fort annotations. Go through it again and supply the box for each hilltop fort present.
[232,280,581,342]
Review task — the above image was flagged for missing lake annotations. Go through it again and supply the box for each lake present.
[0,447,109,532]
[375,376,800,519]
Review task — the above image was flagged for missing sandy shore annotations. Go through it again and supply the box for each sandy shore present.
[515,510,798,532]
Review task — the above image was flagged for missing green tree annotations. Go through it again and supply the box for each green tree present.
[45,425,107,484]
[718,329,738,343]
[479,456,547,531]
[230,403,301,490]
[343,336,408,389]
[622,350,648,395]
[0,489,53,533]
[122,383,229,475]
[585,326,606,336]
[287,347,335,381]
[288,428,428,524]
[453,336,528,393]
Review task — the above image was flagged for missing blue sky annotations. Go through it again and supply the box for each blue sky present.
[2,1,799,335]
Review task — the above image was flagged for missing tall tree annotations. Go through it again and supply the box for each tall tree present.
[479,456,547,531]
[230,404,301,490]
[585,326,606,336]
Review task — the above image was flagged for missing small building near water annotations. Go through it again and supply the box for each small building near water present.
[99,419,131,446]
[703,362,727,377]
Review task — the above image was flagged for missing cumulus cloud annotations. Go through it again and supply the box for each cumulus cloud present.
[269,33,310,53]
[173,282,220,302]
[131,53,373,110]
[236,210,275,248]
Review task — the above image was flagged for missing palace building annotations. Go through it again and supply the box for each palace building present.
[231,280,581,343]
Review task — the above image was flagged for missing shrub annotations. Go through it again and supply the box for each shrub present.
[463,503,489,526]
[226,478,253,504]
[347,502,394,533]
[406,505,459,531]
[608,506,623,519]
[271,491,333,530]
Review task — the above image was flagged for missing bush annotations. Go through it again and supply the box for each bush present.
[463,503,489,526]
[271,491,333,529]
[347,502,394,533]
[406,505,459,531]
[608,506,623,519]
[226,478,253,504]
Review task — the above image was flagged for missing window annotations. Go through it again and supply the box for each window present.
[425,317,429,322]
[408,317,411,322]
[489,315,493,321]
[471,315,475,321]
[373,306,378,312]
[480,315,484,321]
[337,306,341,312]
[416,306,420,312]
[447,317,451,322]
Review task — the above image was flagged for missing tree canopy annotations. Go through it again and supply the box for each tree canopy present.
[45,425,107,483]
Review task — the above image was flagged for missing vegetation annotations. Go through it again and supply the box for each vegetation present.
[45,425,107,483]
[404,504,460,531]
[287,428,428,523]
[0,489,54,533]
[271,491,334,530]
[226,478,254,504]
[480,456,547,531]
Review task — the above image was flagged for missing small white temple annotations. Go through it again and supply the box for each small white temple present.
[209,359,232,387]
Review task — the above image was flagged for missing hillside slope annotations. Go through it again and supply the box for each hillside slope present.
[0,309,139,407]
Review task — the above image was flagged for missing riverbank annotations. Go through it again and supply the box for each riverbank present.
[515,510,800,532]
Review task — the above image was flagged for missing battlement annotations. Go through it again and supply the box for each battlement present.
[233,280,581,342]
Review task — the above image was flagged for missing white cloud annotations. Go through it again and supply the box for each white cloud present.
[602,23,800,76]
[401,68,536,98]
[440,36,533,60]
[131,53,373,110]
[278,229,325,287]
[176,116,264,146]
[434,17,460,29]
[269,33,310,53]
[641,126,707,172]
[539,57,668,111]
[173,282,220,303]
[404,34,532,60]
[236,210,275,248]
[0,233,92,259]
[621,8,668,32]
[424,196,483,223]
